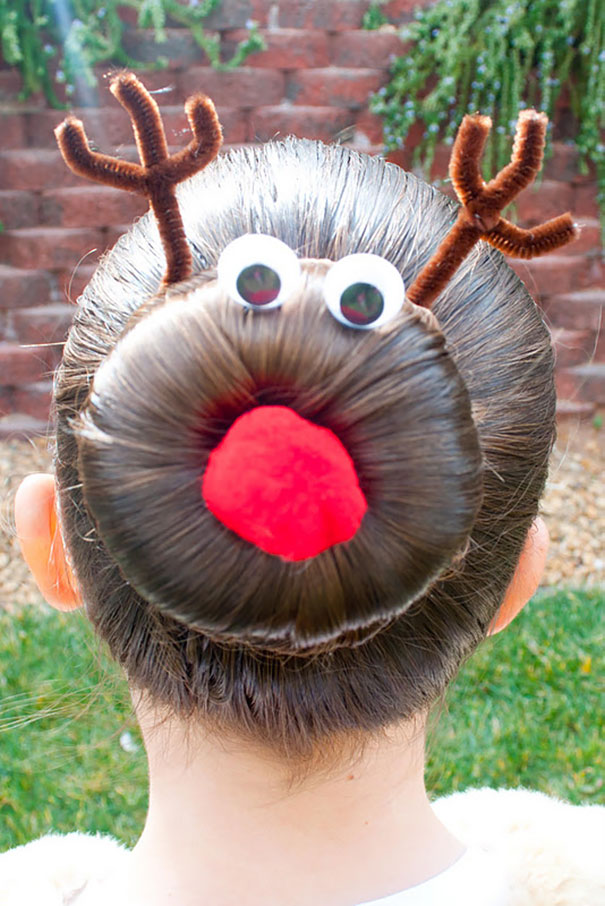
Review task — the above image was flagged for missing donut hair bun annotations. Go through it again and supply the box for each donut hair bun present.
[56,75,575,656]
[76,268,483,652]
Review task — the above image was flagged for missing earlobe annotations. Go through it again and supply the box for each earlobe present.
[488,516,549,635]
[15,473,82,612]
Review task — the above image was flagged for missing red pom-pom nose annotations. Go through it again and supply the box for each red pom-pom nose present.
[202,406,367,561]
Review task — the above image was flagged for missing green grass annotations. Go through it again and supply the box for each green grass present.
[426,588,604,802]
[0,588,603,852]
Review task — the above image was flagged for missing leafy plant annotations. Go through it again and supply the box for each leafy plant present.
[0,0,264,108]
[362,1,388,31]
[370,0,605,233]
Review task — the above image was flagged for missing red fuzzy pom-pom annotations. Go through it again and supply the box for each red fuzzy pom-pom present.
[202,406,367,560]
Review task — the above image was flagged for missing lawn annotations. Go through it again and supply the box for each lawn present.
[0,587,603,851]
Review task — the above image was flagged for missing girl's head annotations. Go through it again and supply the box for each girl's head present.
[18,76,562,767]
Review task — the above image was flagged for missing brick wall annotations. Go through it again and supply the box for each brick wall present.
[0,0,603,435]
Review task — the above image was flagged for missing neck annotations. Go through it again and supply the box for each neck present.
[113,702,464,906]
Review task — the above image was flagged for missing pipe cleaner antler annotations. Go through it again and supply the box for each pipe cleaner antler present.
[55,72,223,285]
[407,110,578,309]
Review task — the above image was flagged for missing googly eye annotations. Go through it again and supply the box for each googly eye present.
[324,254,405,329]
[217,234,301,310]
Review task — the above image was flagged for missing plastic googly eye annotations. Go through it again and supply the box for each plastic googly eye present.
[324,254,405,329]
[217,234,301,310]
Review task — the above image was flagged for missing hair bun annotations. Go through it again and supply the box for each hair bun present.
[76,276,483,652]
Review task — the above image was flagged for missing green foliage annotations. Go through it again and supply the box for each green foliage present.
[371,0,605,231]
[362,1,388,31]
[0,587,602,849]
[0,0,264,108]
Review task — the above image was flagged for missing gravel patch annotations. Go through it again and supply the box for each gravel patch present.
[1,424,603,609]
[544,423,605,586]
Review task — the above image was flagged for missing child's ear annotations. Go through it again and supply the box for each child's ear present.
[14,473,82,612]
[488,516,549,635]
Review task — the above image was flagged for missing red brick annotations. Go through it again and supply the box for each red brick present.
[30,101,243,150]
[543,143,596,184]
[0,383,12,415]
[56,264,97,303]
[385,129,455,181]
[554,369,578,402]
[0,191,39,229]
[542,291,605,332]
[555,398,596,419]
[278,0,368,30]
[0,413,50,438]
[0,227,104,271]
[121,28,212,67]
[180,68,285,108]
[566,219,603,256]
[0,310,10,341]
[26,108,127,149]
[383,0,429,18]
[94,68,182,99]
[0,70,23,101]
[46,104,250,146]
[250,105,353,143]
[552,109,578,145]
[0,342,54,384]
[385,147,412,171]
[543,143,579,182]
[26,106,218,150]
[202,0,269,29]
[38,58,100,107]
[509,255,589,299]
[12,381,53,421]
[331,30,403,67]
[0,150,82,191]
[10,304,75,344]
[353,109,384,145]
[551,327,596,368]
[0,113,27,150]
[584,253,605,288]
[222,28,330,69]
[573,184,600,219]
[213,106,250,144]
[105,225,132,250]
[39,187,148,228]
[0,266,51,308]
[429,144,454,181]
[286,68,386,109]
[514,180,573,227]
[556,363,605,405]
[596,327,605,363]
[115,5,138,25]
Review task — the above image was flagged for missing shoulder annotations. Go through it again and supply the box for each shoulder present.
[433,787,605,906]
[0,832,127,905]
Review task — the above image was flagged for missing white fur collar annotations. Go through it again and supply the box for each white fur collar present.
[1,789,603,905]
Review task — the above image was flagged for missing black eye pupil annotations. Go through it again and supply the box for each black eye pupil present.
[236,263,281,306]
[340,283,384,326]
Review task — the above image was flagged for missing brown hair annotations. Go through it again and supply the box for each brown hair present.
[54,138,555,761]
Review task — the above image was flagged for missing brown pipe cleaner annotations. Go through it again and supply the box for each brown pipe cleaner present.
[407,110,578,309]
[55,72,223,285]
